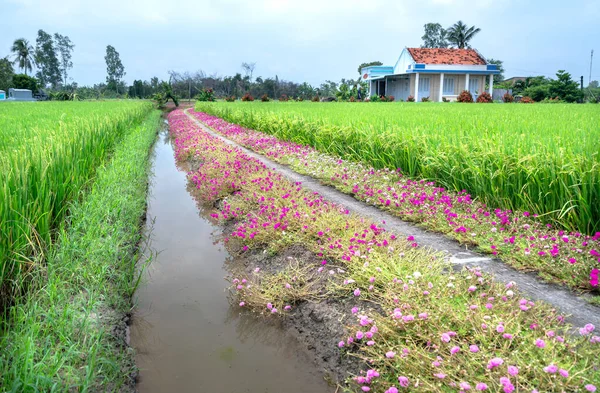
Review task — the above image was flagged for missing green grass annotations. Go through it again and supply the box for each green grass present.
[195,101,599,234]
[0,101,153,298]
[0,109,160,392]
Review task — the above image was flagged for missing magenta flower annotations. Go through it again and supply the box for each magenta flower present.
[441,333,451,343]
[585,385,597,392]
[354,288,361,297]
[469,344,479,353]
[507,365,519,376]
[239,301,245,307]
[398,376,409,387]
[386,351,396,359]
[535,338,546,348]
[267,303,273,310]
[351,306,359,314]
[366,340,375,346]
[434,373,446,379]
[450,346,460,355]
[487,357,504,369]
[559,369,569,378]
[543,364,558,373]
[459,382,471,390]
[590,268,599,287]
[338,341,345,348]
[356,331,364,340]
[496,325,505,333]
[386,387,399,393]
[476,383,488,391]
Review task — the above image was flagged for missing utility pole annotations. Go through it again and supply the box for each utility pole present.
[590,50,594,85]
[581,76,584,90]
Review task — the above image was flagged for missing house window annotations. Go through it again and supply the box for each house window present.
[443,77,455,95]
[469,78,480,95]
[418,77,430,96]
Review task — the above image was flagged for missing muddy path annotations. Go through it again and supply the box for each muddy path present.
[130,126,334,392]
[182,109,600,330]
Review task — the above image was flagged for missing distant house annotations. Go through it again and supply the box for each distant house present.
[503,77,527,85]
[7,88,36,101]
[0,90,5,100]
[361,47,500,102]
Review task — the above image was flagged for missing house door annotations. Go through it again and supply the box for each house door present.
[378,80,386,96]
[469,77,480,99]
[418,77,430,99]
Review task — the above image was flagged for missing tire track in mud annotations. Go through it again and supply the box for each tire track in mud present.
[183,108,600,329]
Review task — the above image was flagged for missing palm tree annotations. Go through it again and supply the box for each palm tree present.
[447,21,481,49]
[11,38,35,75]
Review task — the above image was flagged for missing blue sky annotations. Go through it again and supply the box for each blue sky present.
[1,0,598,87]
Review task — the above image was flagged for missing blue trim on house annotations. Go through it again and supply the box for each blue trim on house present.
[414,64,425,69]
[486,64,499,70]
[404,69,500,75]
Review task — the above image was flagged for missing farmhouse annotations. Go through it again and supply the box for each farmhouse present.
[361,48,500,102]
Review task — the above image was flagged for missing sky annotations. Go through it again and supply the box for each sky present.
[1,0,599,87]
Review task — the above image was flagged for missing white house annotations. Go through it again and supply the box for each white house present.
[361,48,500,102]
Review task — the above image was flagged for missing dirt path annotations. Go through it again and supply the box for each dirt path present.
[183,108,599,329]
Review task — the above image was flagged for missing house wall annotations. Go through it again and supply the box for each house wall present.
[385,77,410,101]
[393,49,414,75]
[408,73,488,101]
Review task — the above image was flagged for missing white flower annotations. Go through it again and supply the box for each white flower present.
[506,290,514,297]
[413,271,422,279]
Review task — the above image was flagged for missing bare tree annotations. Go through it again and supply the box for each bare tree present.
[241,62,256,82]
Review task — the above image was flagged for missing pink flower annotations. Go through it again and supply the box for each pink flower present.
[559,369,569,378]
[239,301,245,307]
[338,341,345,348]
[496,325,505,333]
[351,306,359,314]
[487,357,504,369]
[450,346,460,355]
[354,288,361,297]
[585,385,597,392]
[284,305,292,311]
[366,340,375,346]
[503,334,513,340]
[434,373,446,379]
[535,338,546,348]
[267,303,273,309]
[459,382,471,390]
[543,364,558,373]
[386,388,399,393]
[386,351,396,359]
[469,344,479,353]
[591,268,599,287]
[476,383,488,391]
[398,376,409,387]
[441,333,451,343]
[507,365,519,376]
[356,331,364,340]
[361,387,370,392]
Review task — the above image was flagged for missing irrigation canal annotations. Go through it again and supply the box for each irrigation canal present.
[130,122,332,392]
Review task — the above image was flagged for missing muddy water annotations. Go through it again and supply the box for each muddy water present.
[131,126,332,393]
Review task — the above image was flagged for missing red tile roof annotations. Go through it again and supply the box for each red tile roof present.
[407,48,486,65]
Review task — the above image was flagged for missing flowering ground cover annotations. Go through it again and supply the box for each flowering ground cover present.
[188,110,600,294]
[170,109,600,392]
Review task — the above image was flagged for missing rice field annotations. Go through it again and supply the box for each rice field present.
[195,102,600,234]
[0,101,153,295]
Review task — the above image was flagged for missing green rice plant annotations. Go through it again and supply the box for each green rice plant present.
[0,101,153,300]
[195,101,600,234]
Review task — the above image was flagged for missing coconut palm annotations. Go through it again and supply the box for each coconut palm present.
[447,21,481,49]
[11,38,35,75]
